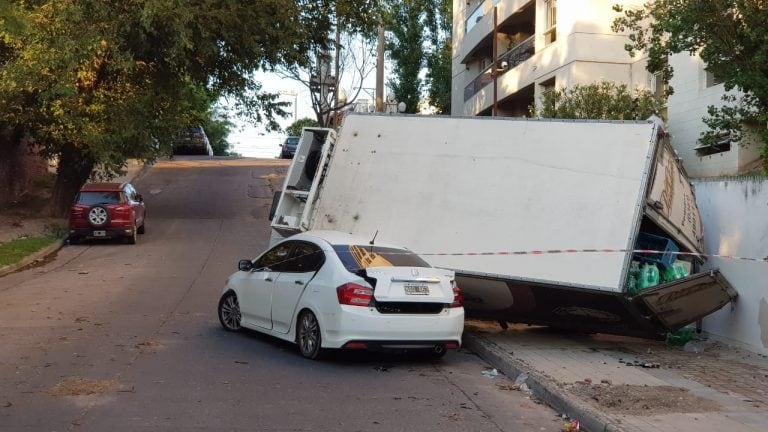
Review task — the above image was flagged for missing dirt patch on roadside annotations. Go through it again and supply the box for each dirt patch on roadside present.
[569,383,720,416]
[48,377,119,397]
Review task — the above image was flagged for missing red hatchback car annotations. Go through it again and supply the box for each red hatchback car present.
[68,182,146,244]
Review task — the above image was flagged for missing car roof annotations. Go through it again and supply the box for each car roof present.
[290,230,406,250]
[80,182,127,192]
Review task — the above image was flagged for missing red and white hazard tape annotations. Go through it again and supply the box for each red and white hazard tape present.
[415,249,768,263]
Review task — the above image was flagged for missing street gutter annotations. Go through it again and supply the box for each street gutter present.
[464,332,624,432]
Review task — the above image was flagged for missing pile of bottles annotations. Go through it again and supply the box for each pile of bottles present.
[626,260,690,296]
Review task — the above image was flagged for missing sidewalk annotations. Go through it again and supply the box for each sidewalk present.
[464,321,768,432]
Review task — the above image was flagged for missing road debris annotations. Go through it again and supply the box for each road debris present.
[562,419,580,431]
[48,377,118,396]
[481,368,499,378]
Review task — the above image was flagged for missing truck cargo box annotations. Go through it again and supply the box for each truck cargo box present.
[270,114,737,338]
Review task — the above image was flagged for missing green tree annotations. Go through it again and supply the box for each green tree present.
[385,0,425,114]
[286,117,320,137]
[530,81,666,121]
[423,0,452,114]
[0,0,335,215]
[612,1,768,172]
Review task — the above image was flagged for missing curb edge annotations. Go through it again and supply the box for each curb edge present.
[464,332,625,432]
[0,239,65,278]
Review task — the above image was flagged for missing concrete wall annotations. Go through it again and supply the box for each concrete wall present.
[694,177,768,355]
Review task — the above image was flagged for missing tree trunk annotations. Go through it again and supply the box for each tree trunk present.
[50,144,94,217]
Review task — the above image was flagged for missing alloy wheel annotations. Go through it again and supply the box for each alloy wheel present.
[88,207,108,226]
[218,293,241,331]
[298,312,321,359]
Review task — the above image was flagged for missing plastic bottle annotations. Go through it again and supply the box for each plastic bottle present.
[663,265,678,282]
[639,263,660,290]
[647,263,660,287]
[626,262,640,295]
[674,261,690,279]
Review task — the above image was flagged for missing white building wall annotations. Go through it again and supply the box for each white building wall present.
[667,53,762,177]
[694,178,768,355]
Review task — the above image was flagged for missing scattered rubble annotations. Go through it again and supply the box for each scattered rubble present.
[569,383,720,416]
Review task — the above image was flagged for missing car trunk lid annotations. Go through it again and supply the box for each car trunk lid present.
[364,267,454,304]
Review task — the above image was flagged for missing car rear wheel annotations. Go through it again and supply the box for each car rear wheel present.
[218,291,241,332]
[126,224,137,244]
[137,222,145,234]
[297,311,323,360]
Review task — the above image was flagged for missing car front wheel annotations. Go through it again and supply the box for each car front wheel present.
[297,310,323,360]
[218,291,242,332]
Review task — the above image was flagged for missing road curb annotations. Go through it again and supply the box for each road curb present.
[0,162,151,280]
[0,239,65,278]
[464,332,624,432]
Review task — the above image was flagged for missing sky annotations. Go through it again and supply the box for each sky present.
[226,72,317,159]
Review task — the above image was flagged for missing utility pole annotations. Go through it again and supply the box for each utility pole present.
[492,6,498,117]
[375,24,385,112]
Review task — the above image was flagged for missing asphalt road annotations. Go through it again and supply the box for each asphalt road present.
[0,157,561,432]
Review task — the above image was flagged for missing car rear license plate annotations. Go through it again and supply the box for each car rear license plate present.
[404,284,429,295]
[93,230,106,237]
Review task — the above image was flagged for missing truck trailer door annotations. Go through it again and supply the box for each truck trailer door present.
[633,270,737,331]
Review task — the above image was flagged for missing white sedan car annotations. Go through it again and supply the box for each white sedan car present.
[217,231,464,359]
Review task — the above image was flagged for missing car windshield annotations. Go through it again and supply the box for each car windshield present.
[332,245,431,272]
[77,191,122,206]
[286,137,299,147]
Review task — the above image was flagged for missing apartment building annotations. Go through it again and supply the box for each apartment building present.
[452,0,761,177]
[452,0,651,118]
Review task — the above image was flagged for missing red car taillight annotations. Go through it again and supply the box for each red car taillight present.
[450,284,464,308]
[112,205,132,218]
[71,205,85,217]
[336,283,374,307]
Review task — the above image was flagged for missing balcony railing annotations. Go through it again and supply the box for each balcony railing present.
[463,36,535,102]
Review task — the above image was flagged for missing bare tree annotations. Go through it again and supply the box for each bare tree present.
[278,32,376,126]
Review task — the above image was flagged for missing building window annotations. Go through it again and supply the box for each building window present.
[539,77,556,112]
[694,132,732,157]
[705,69,722,88]
[465,2,484,33]
[544,0,557,44]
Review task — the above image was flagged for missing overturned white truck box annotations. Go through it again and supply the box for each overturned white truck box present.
[270,114,737,339]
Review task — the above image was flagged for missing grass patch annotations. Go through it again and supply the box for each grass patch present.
[0,236,57,267]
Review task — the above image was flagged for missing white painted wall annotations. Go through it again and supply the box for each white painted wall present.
[667,53,761,177]
[694,178,768,355]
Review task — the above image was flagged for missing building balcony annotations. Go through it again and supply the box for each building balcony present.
[463,36,535,102]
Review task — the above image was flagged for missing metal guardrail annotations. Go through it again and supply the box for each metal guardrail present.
[463,36,535,102]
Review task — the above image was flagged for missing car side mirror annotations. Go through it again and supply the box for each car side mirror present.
[238,260,253,272]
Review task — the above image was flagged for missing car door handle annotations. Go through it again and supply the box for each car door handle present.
[265,277,273,282]
[294,280,304,285]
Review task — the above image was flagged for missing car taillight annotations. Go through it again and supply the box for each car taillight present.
[336,283,373,307]
[450,283,464,308]
[113,206,132,217]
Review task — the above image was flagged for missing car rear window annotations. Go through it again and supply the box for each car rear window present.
[77,191,122,206]
[286,137,299,146]
[332,245,431,272]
